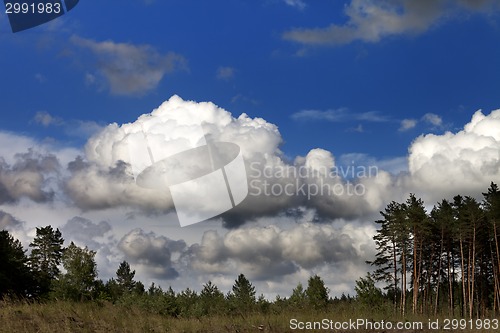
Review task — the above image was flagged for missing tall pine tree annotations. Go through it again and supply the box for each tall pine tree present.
[29,225,64,296]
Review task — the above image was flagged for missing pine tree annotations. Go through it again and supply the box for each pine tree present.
[355,273,383,307]
[483,182,500,314]
[369,201,406,312]
[200,281,225,315]
[289,282,307,308]
[405,194,428,315]
[231,273,256,312]
[29,225,64,296]
[460,196,485,318]
[116,260,136,293]
[429,199,455,315]
[305,275,329,310]
[368,184,500,318]
[0,230,32,298]
[177,288,200,317]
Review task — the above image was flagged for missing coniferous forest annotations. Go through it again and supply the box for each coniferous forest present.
[1,182,500,332]
[369,182,500,318]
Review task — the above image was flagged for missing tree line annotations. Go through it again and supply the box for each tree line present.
[0,226,333,316]
[2,182,499,318]
[369,182,500,318]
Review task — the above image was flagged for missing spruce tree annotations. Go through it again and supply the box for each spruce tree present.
[305,275,329,310]
[231,273,256,312]
[200,281,225,315]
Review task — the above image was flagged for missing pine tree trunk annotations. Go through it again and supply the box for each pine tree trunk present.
[427,248,434,315]
[451,250,455,316]
[412,230,418,315]
[446,246,453,314]
[435,228,444,315]
[460,238,467,318]
[494,223,500,315]
[493,268,499,315]
[401,249,406,316]
[393,239,398,312]
[469,225,476,319]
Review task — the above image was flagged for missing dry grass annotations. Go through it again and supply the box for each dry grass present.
[1,301,498,332]
[0,301,291,333]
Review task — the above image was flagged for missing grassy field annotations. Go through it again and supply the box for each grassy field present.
[2,300,286,333]
[0,300,296,333]
[1,300,499,332]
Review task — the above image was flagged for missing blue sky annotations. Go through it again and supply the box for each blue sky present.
[1,0,500,296]
[2,0,498,157]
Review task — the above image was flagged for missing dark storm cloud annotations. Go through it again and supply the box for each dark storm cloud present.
[191,223,362,280]
[0,210,24,230]
[118,228,187,280]
[61,216,112,250]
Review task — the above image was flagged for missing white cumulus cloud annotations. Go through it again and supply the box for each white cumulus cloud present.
[65,95,289,221]
[3,97,500,297]
[65,95,396,226]
[408,109,500,200]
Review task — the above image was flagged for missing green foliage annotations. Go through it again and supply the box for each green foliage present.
[116,261,136,291]
[3,183,500,320]
[102,278,121,302]
[29,226,64,279]
[199,281,225,316]
[369,183,500,317]
[354,273,383,307]
[369,201,405,294]
[288,282,307,309]
[257,294,271,314]
[53,242,98,301]
[229,273,256,313]
[305,275,329,310]
[29,226,64,297]
[105,260,139,301]
[0,230,32,298]
[134,281,145,295]
[272,295,288,314]
[177,288,202,317]
[483,182,500,225]
[102,276,145,302]
[118,283,178,316]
